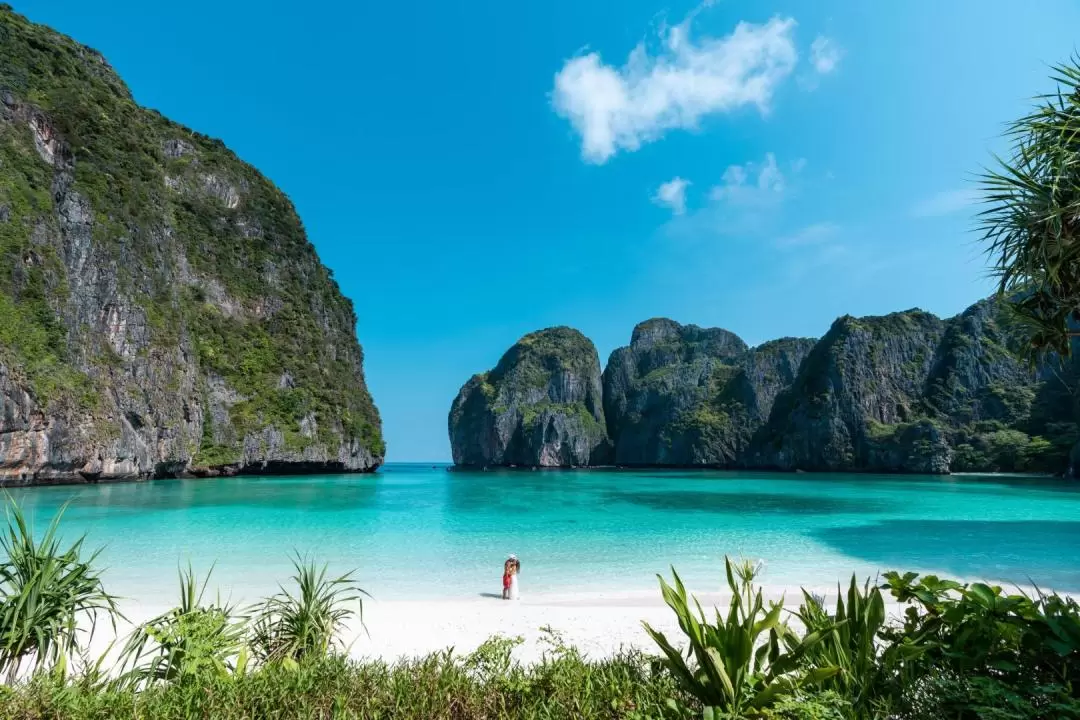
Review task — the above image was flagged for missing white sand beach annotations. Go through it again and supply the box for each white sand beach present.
[85,584,906,668]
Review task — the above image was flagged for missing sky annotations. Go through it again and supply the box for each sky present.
[16,0,1080,461]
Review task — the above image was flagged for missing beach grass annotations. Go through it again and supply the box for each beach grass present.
[0,642,688,720]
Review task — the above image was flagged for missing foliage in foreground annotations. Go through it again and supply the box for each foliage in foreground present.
[644,558,839,718]
[116,564,248,688]
[0,502,117,682]
[0,639,685,720]
[646,557,1080,719]
[249,554,366,665]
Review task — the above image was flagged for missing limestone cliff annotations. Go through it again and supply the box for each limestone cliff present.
[450,299,1078,474]
[750,299,1070,474]
[750,309,954,472]
[0,7,383,484]
[601,318,815,466]
[448,327,610,467]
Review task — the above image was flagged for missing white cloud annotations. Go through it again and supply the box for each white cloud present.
[910,188,979,218]
[775,222,840,247]
[661,153,804,239]
[653,176,691,215]
[552,13,798,164]
[809,36,842,75]
[709,152,788,205]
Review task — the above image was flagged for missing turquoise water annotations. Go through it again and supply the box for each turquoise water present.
[6,465,1080,604]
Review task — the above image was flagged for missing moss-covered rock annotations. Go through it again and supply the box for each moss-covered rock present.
[448,327,610,467]
[750,309,947,472]
[749,299,1067,473]
[0,6,382,483]
[450,298,1079,474]
[601,318,814,466]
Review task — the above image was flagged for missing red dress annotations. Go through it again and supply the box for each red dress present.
[502,573,512,590]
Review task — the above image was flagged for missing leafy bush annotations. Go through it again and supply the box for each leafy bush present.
[643,557,839,718]
[881,571,1080,718]
[116,565,248,687]
[249,555,366,665]
[759,691,851,720]
[795,576,887,714]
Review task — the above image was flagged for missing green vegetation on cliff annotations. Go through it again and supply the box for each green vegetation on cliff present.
[449,327,610,467]
[0,5,382,479]
[454,300,1080,474]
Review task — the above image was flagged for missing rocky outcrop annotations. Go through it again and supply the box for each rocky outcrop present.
[600,318,815,466]
[750,300,1053,473]
[448,327,610,467]
[750,309,949,471]
[0,8,382,484]
[451,299,1079,474]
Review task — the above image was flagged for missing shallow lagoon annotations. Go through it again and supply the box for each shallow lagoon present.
[7,465,1080,603]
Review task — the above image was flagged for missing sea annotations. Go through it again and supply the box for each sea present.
[6,464,1080,605]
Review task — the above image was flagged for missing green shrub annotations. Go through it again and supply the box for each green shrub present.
[644,557,839,718]
[759,691,851,720]
[795,576,887,715]
[880,571,1080,717]
[0,502,118,682]
[249,555,365,665]
[116,565,248,688]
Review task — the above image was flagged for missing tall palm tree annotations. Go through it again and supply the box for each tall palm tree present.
[980,59,1080,359]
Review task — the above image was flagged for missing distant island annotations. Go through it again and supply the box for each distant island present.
[0,6,383,485]
[448,299,1080,475]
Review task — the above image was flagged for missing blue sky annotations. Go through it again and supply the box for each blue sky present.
[18,0,1080,461]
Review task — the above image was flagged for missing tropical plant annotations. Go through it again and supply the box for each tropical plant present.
[116,564,248,687]
[249,554,366,665]
[795,576,887,714]
[881,571,1080,718]
[979,58,1080,358]
[643,557,839,719]
[0,500,118,682]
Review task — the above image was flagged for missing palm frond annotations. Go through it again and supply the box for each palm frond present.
[0,498,119,681]
[978,55,1080,359]
[249,552,366,664]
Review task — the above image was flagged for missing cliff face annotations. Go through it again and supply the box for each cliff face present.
[750,299,1066,474]
[0,7,383,484]
[601,318,814,466]
[451,299,1079,474]
[448,327,610,467]
[750,309,954,472]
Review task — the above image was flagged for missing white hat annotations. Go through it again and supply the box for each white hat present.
[508,554,517,560]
